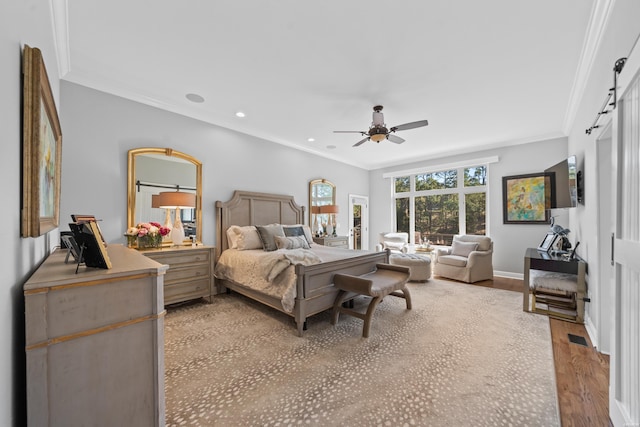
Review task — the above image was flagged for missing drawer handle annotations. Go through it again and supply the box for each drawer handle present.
[195,256,202,261]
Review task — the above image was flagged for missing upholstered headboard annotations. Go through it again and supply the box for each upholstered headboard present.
[215,190,305,259]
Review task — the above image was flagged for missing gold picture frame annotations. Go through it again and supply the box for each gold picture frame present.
[22,45,62,237]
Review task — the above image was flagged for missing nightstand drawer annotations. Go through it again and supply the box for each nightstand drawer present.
[165,278,211,303]
[141,246,214,306]
[313,236,348,248]
[165,264,210,284]
[145,249,210,266]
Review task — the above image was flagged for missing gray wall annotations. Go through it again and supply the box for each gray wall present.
[2,2,61,425]
[368,138,569,275]
[566,0,640,350]
[59,82,370,246]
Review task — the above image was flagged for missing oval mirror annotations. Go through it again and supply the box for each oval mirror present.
[127,148,202,244]
[309,178,336,236]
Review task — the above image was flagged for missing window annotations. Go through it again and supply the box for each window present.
[393,165,487,245]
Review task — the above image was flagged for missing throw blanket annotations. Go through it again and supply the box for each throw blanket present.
[261,249,323,282]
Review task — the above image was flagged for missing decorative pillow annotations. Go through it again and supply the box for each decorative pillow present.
[283,225,305,237]
[275,235,310,250]
[283,224,314,245]
[256,224,285,251]
[383,241,406,251]
[226,225,263,250]
[451,240,479,257]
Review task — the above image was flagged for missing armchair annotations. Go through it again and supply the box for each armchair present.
[375,232,409,254]
[433,235,493,283]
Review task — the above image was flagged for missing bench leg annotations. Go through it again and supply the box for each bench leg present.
[331,290,350,325]
[389,286,412,310]
[363,296,383,338]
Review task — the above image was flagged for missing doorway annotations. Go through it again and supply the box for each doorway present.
[595,128,613,354]
[349,195,369,250]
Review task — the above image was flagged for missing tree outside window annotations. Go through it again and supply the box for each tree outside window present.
[392,165,487,245]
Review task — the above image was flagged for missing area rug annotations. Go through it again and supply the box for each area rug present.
[164,279,559,426]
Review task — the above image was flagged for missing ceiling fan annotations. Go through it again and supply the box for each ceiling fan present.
[334,105,429,147]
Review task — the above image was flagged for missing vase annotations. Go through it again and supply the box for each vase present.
[137,234,162,249]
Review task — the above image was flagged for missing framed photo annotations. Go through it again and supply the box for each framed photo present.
[502,173,549,224]
[537,232,558,252]
[21,45,62,237]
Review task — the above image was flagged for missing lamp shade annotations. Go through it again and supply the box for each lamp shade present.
[151,194,161,208]
[157,191,196,209]
[319,204,339,214]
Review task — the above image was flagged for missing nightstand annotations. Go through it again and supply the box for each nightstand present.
[313,235,349,248]
[140,245,214,306]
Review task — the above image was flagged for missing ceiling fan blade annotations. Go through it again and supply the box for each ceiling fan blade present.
[387,134,405,144]
[390,120,429,132]
[353,137,369,147]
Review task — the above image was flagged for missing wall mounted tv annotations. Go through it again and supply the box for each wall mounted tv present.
[545,155,581,209]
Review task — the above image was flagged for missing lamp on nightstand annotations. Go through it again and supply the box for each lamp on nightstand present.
[151,194,173,234]
[320,204,339,237]
[157,191,196,246]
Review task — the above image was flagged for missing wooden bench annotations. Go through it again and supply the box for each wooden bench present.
[331,263,412,337]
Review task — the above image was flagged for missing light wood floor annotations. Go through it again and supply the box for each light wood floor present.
[441,275,611,426]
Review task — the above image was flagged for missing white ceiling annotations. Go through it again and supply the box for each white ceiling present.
[56,0,599,170]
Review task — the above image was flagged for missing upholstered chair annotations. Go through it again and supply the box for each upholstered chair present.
[375,232,409,254]
[434,235,493,283]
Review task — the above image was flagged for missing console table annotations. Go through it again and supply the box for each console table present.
[523,247,587,323]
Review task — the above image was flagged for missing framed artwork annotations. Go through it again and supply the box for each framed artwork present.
[22,45,62,237]
[502,173,549,224]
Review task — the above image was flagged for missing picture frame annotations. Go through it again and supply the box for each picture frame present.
[69,221,112,270]
[502,173,550,224]
[21,45,62,237]
[537,232,558,252]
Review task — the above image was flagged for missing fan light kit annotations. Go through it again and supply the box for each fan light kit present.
[334,105,428,147]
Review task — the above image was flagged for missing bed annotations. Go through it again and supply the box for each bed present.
[214,190,388,336]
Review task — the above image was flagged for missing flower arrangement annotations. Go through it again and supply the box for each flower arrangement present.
[125,222,170,248]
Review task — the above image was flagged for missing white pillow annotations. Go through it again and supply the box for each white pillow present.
[451,240,479,257]
[227,225,263,250]
[383,241,406,251]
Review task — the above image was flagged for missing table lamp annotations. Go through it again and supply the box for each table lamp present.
[157,191,196,245]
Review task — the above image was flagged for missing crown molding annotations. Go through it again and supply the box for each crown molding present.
[562,0,616,134]
[49,0,70,78]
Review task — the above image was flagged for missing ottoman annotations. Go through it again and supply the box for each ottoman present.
[389,253,432,282]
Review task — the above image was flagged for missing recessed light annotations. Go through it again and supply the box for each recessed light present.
[185,93,204,103]
[235,111,246,118]
[326,145,336,150]
[307,138,315,142]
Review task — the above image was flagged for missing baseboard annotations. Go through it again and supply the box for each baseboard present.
[584,315,598,349]
[494,270,523,280]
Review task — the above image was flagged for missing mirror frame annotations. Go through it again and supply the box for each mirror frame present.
[308,178,336,228]
[127,147,203,244]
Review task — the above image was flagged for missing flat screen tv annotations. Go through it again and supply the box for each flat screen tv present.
[545,155,579,209]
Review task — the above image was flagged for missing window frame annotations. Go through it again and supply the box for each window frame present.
[392,164,489,245]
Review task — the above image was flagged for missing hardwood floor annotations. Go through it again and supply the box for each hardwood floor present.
[443,275,612,426]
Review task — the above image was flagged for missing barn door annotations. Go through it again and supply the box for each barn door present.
[610,46,640,426]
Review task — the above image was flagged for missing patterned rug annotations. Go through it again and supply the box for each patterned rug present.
[164,279,559,426]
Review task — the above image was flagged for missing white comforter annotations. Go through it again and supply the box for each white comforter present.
[214,245,365,312]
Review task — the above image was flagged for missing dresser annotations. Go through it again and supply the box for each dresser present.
[141,245,215,305]
[24,244,166,426]
[313,235,349,248]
